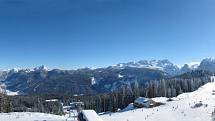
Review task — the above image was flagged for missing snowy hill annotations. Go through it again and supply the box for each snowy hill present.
[101,78,215,121]
[0,112,67,121]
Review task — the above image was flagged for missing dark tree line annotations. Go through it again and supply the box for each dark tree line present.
[0,94,11,113]
[0,94,64,115]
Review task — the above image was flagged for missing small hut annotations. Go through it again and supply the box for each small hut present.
[134,97,156,108]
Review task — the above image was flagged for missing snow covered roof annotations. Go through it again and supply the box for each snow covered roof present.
[121,103,137,112]
[81,110,103,121]
[134,97,150,104]
[70,101,84,105]
[45,99,59,102]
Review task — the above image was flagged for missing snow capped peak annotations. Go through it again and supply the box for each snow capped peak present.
[179,62,200,74]
[112,59,174,69]
[199,58,215,72]
[187,62,200,69]
[111,59,179,75]
[10,68,19,73]
[3,66,49,74]
[34,65,48,71]
[202,58,215,62]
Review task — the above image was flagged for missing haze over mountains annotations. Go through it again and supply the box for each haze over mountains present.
[0,58,215,95]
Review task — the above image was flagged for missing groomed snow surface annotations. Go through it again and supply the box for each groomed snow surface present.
[1,81,215,121]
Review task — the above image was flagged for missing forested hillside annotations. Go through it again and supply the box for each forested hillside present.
[3,67,167,95]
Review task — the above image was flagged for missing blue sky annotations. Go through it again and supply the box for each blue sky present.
[0,0,215,69]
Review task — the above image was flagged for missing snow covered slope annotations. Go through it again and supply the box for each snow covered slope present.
[0,112,67,121]
[101,79,215,121]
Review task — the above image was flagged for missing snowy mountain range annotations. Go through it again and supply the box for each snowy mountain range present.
[2,58,215,76]
[111,59,180,75]
[111,59,201,75]
[111,58,215,75]
[1,58,215,95]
